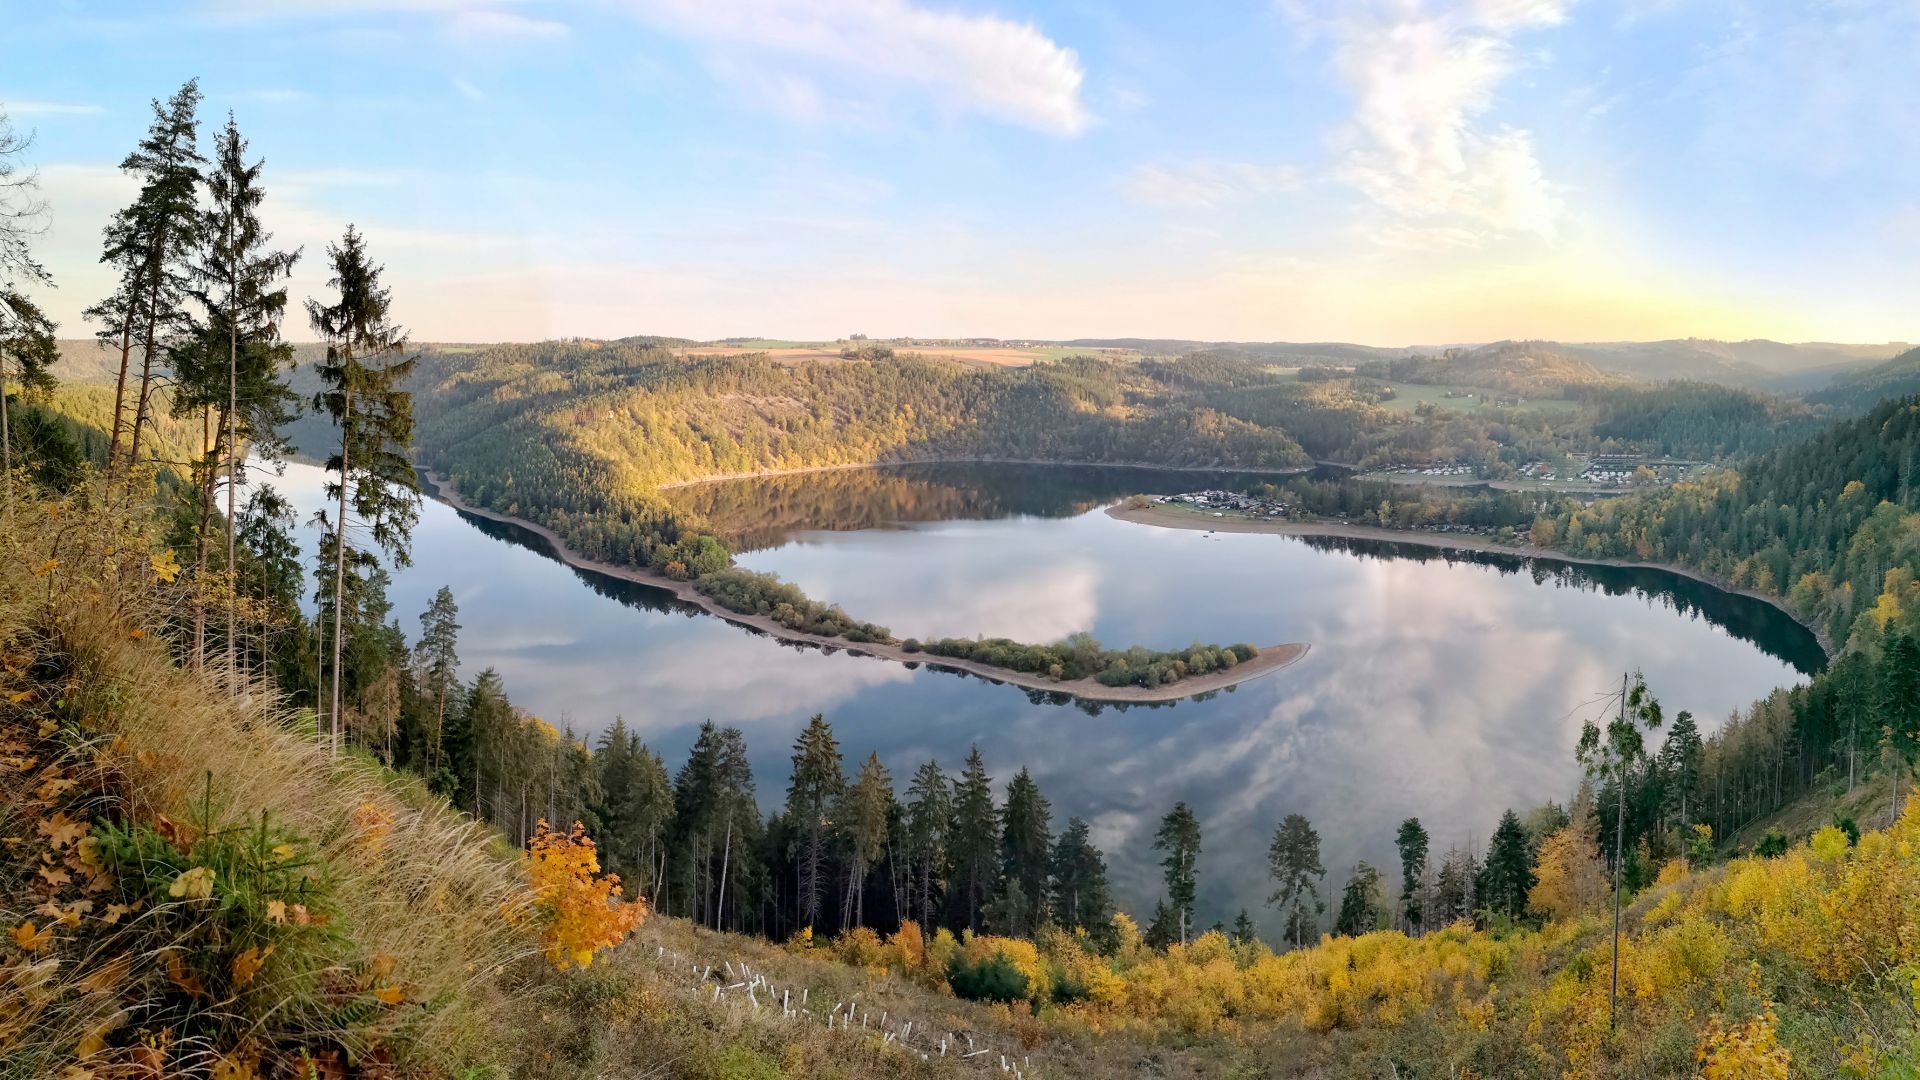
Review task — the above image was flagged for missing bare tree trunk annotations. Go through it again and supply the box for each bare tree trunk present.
[1609,674,1627,1031]
[192,406,213,668]
[1,359,11,514]
[717,816,734,931]
[226,297,239,674]
[108,322,134,472]
[330,385,352,756]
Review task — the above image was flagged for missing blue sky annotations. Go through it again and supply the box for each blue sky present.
[5,0,1917,344]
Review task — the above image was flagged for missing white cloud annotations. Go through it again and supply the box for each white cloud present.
[1286,0,1569,242]
[452,77,488,102]
[1123,161,1303,209]
[623,0,1092,135]
[450,8,569,42]
[3,100,106,116]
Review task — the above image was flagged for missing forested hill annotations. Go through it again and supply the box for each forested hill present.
[1537,393,1920,646]
[410,340,1309,568]
[1806,345,1920,413]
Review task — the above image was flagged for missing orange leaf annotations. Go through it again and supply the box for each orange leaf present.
[165,952,207,997]
[373,983,406,1006]
[230,945,273,988]
[11,920,51,952]
[39,811,89,849]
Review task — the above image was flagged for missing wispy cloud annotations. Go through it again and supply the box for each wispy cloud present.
[1284,0,1569,243]
[3,100,105,116]
[450,8,569,43]
[622,0,1093,136]
[1123,161,1302,209]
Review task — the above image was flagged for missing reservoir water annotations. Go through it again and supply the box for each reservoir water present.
[271,459,1822,934]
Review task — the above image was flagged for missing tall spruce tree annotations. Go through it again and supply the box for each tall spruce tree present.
[838,753,893,930]
[711,726,756,931]
[84,80,202,475]
[1267,813,1324,948]
[414,586,462,770]
[784,715,844,932]
[1153,802,1202,946]
[947,746,999,932]
[307,225,418,754]
[1048,816,1112,943]
[1476,810,1535,920]
[1657,711,1704,829]
[998,768,1052,934]
[903,758,951,928]
[1395,817,1430,932]
[174,114,299,668]
[1335,862,1383,937]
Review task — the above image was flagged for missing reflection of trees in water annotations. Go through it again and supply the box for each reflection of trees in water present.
[671,462,1295,552]
[1294,536,1827,676]
[455,511,703,617]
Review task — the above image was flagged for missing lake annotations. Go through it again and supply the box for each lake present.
[269,459,1823,935]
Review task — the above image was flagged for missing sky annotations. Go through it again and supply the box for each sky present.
[4,0,1918,345]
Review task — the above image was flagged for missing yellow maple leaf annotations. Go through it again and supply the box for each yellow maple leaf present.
[99,903,132,926]
[265,899,287,925]
[168,865,215,901]
[11,920,50,952]
[230,945,273,987]
[373,983,407,1006]
[38,864,72,889]
[149,551,180,584]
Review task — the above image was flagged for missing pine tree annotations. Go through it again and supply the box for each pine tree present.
[308,225,418,754]
[1334,862,1383,936]
[837,752,892,930]
[173,114,299,669]
[414,587,462,770]
[1577,671,1668,1029]
[784,714,844,932]
[1153,802,1202,946]
[1394,817,1430,933]
[1267,813,1323,949]
[1230,908,1259,946]
[903,758,951,929]
[83,80,203,475]
[711,726,756,931]
[670,722,723,923]
[1049,816,1112,943]
[1144,898,1177,949]
[1657,710,1704,828]
[1476,809,1535,920]
[998,768,1052,934]
[947,746,999,932]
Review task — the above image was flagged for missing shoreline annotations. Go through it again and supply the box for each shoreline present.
[426,473,1311,703]
[1107,503,1838,661]
[658,457,1317,490]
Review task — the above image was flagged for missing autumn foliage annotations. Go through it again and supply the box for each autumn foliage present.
[524,819,647,971]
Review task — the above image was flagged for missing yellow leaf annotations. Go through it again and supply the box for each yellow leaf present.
[230,945,273,988]
[149,551,180,584]
[265,899,287,925]
[165,953,207,998]
[7,690,31,704]
[39,811,89,849]
[11,920,50,952]
[33,559,57,576]
[128,629,145,640]
[367,951,396,981]
[168,865,215,901]
[374,983,406,1006]
[271,843,295,862]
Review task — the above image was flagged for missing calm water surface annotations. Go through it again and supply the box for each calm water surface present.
[271,460,1821,934]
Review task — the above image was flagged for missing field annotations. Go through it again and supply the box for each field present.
[1376,382,1581,415]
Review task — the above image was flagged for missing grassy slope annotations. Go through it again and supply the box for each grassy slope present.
[0,482,1077,1080]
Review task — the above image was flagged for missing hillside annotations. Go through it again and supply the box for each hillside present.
[1806,345,1920,413]
[1355,341,1624,395]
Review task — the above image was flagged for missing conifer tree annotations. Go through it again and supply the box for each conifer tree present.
[903,758,951,928]
[1395,817,1430,933]
[307,225,418,754]
[1577,671,1668,1029]
[174,114,299,667]
[1657,710,1704,828]
[947,746,999,932]
[784,714,844,931]
[84,80,202,474]
[1153,802,1202,946]
[711,726,756,931]
[1476,810,1535,920]
[1267,813,1323,948]
[998,768,1052,933]
[838,752,892,929]
[414,586,462,770]
[1230,908,1259,946]
[1048,816,1112,943]
[1335,862,1383,937]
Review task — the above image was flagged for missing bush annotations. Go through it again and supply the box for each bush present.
[949,949,1029,1004]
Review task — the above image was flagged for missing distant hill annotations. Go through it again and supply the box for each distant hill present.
[1354,340,1622,395]
[1805,345,1920,412]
